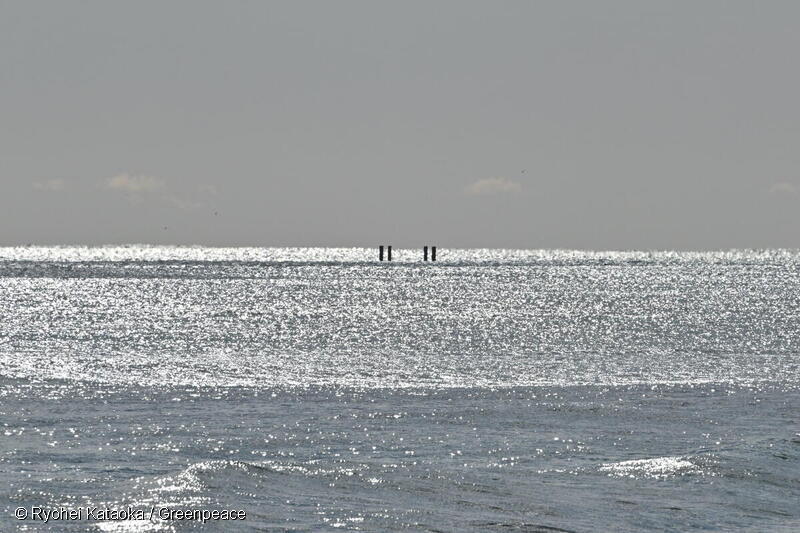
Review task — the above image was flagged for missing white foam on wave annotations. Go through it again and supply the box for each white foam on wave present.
[95,520,170,533]
[599,455,713,479]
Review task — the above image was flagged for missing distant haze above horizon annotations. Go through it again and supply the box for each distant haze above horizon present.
[3,1,800,250]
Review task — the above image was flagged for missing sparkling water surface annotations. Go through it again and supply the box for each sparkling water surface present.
[1,246,799,531]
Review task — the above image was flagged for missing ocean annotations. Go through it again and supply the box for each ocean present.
[1,246,798,532]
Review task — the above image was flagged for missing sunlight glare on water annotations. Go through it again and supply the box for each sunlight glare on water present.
[1,246,799,389]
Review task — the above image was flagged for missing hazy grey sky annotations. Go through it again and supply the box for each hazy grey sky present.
[2,1,799,249]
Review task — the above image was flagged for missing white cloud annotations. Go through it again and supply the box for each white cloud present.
[198,184,218,195]
[769,182,796,195]
[105,174,164,193]
[33,179,66,191]
[167,196,206,210]
[464,177,522,196]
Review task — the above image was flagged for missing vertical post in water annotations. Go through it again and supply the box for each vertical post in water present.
[432,246,437,261]
[424,246,428,261]
[387,246,392,261]
[379,245,384,261]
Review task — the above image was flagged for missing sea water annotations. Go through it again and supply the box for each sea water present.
[1,246,798,532]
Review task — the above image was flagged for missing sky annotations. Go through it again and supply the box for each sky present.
[2,0,799,250]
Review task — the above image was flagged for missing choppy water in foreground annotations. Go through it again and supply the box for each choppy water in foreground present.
[1,246,799,532]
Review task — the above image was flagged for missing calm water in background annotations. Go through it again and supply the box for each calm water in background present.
[1,246,799,532]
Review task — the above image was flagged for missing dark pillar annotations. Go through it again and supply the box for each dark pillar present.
[423,246,428,261]
[387,246,392,261]
[432,246,437,261]
[379,245,384,261]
